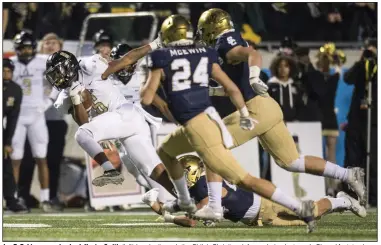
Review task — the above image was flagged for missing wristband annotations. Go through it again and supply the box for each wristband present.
[249,66,261,78]
[239,106,250,117]
[210,87,226,96]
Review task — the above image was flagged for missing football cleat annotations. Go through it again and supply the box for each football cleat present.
[92,169,124,187]
[300,200,317,233]
[192,205,223,222]
[162,199,197,214]
[41,201,54,213]
[346,167,367,205]
[141,188,159,207]
[337,191,367,218]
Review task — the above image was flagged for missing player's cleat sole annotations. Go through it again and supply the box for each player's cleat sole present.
[337,191,367,218]
[192,205,223,222]
[347,167,367,206]
[300,200,316,233]
[92,170,124,187]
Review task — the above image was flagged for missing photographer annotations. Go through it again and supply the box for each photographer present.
[3,58,28,213]
[344,38,377,206]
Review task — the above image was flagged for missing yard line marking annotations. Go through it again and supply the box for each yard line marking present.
[3,223,51,228]
[101,223,175,227]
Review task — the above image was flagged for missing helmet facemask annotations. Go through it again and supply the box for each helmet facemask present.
[45,59,79,90]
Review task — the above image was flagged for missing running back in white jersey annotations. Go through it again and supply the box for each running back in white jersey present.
[10,54,49,109]
[54,54,128,119]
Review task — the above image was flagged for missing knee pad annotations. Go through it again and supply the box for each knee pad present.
[283,155,305,172]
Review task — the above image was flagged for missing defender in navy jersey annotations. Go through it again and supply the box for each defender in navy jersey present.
[195,8,366,215]
[143,155,366,227]
[140,14,317,232]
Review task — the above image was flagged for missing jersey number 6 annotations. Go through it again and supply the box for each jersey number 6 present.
[171,57,209,92]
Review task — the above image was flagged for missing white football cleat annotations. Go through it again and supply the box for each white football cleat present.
[192,205,223,222]
[337,191,367,218]
[346,167,367,205]
[141,188,159,207]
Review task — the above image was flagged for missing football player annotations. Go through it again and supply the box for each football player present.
[10,30,53,211]
[145,155,366,227]
[48,49,176,203]
[148,9,366,221]
[140,14,317,233]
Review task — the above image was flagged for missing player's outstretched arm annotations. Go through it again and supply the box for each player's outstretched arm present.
[211,63,256,130]
[140,68,162,106]
[101,37,162,80]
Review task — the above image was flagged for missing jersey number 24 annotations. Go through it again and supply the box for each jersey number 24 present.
[171,57,209,92]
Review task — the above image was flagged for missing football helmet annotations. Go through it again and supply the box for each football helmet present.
[160,15,194,46]
[178,155,203,188]
[110,43,136,85]
[197,8,234,46]
[13,30,37,63]
[45,51,80,90]
[93,29,113,49]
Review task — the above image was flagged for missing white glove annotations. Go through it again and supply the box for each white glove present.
[163,211,175,223]
[149,34,163,51]
[249,66,268,95]
[69,81,85,105]
[239,106,257,131]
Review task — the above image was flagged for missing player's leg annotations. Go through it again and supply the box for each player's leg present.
[27,114,50,208]
[10,119,28,185]
[259,120,366,205]
[183,113,316,232]
[74,112,132,186]
[157,127,196,212]
[120,133,176,200]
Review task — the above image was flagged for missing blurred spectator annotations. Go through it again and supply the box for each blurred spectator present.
[40,33,68,207]
[345,3,377,41]
[343,38,377,206]
[3,58,28,213]
[4,3,40,39]
[316,50,341,196]
[268,55,301,122]
[294,47,325,122]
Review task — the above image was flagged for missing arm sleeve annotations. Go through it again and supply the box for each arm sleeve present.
[4,86,22,146]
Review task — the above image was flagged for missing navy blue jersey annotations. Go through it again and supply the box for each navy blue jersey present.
[215,31,257,101]
[189,175,254,222]
[147,46,218,124]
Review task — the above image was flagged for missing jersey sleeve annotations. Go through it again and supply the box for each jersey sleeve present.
[146,50,169,69]
[215,31,246,58]
[188,176,208,203]
[207,48,219,65]
[80,54,108,76]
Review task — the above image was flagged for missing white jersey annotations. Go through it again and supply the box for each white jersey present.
[10,54,49,109]
[113,57,148,103]
[54,54,128,119]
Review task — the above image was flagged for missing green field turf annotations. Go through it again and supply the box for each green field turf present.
[3,209,377,241]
